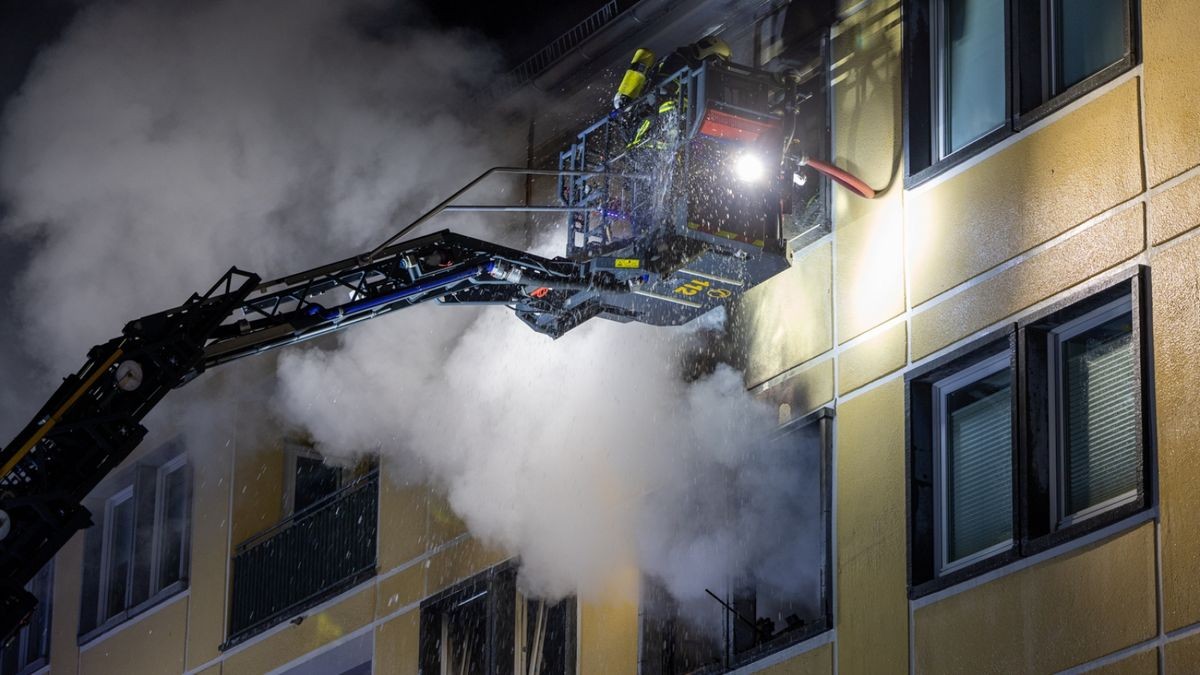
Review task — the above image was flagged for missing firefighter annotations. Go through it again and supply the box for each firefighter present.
[614,36,733,150]
[611,35,733,111]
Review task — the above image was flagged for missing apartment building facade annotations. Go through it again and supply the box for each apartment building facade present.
[5,0,1200,673]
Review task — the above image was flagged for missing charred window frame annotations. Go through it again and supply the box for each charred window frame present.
[907,268,1155,597]
[904,0,1140,186]
[1,561,52,675]
[78,445,191,642]
[639,408,833,673]
[419,562,577,675]
[751,0,834,251]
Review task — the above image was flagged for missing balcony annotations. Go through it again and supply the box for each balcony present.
[223,470,378,648]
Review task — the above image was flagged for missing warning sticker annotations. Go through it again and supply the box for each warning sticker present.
[614,258,641,269]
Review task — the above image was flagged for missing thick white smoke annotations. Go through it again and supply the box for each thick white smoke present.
[0,0,822,624]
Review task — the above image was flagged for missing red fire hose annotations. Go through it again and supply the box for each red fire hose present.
[801,157,877,200]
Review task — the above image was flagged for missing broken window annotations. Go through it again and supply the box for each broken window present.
[420,563,577,675]
[640,408,833,672]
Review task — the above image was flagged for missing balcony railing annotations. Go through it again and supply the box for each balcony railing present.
[494,0,620,96]
[223,471,379,648]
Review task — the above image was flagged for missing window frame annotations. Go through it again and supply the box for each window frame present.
[903,0,1141,186]
[1046,296,1139,528]
[906,267,1155,598]
[1,561,53,675]
[418,560,578,675]
[79,447,192,643]
[932,352,1016,574]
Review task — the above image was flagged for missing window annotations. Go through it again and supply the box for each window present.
[907,271,1153,595]
[79,448,190,639]
[419,563,577,675]
[284,443,357,515]
[905,0,1139,182]
[640,409,832,673]
[1,561,51,675]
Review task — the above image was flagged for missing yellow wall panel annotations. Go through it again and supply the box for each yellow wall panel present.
[49,533,83,675]
[1166,631,1200,673]
[735,242,833,388]
[78,595,189,675]
[1152,233,1200,631]
[914,523,1156,674]
[377,472,429,571]
[836,379,908,674]
[231,441,284,545]
[1149,172,1200,245]
[186,439,234,669]
[374,611,420,675]
[911,204,1144,359]
[1143,0,1200,186]
[831,2,906,342]
[223,586,375,675]
[425,538,510,597]
[907,80,1143,304]
[755,642,834,675]
[1089,648,1158,675]
[837,321,906,395]
[427,490,469,549]
[377,564,426,617]
[578,567,639,675]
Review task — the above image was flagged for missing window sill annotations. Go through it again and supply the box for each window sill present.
[77,581,189,647]
[1014,57,1137,131]
[909,507,1155,607]
[727,621,832,673]
[904,125,1013,191]
[13,656,48,675]
[728,628,835,674]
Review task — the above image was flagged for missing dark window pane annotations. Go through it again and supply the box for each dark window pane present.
[158,465,189,588]
[1062,312,1138,517]
[105,496,135,619]
[1057,0,1126,90]
[945,367,1013,564]
[943,0,1006,152]
[445,591,488,675]
[294,456,340,513]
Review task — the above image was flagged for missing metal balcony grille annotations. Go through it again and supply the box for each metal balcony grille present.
[223,471,378,648]
[495,0,620,96]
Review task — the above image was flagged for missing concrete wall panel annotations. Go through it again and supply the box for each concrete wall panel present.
[907,81,1143,305]
[736,242,833,388]
[836,379,908,674]
[911,205,1144,359]
[837,321,906,395]
[913,523,1156,674]
[1143,0,1200,186]
[1152,233,1200,631]
[1149,172,1200,245]
[78,596,189,675]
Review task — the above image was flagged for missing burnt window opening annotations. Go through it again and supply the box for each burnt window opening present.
[907,269,1155,597]
[420,563,577,675]
[640,408,832,673]
[750,1,834,251]
[284,442,377,516]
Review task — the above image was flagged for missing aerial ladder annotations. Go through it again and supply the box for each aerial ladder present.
[0,57,867,642]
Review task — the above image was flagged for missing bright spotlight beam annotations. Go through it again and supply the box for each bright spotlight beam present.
[733,153,766,183]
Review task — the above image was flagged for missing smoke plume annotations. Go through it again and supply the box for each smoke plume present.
[0,0,822,626]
